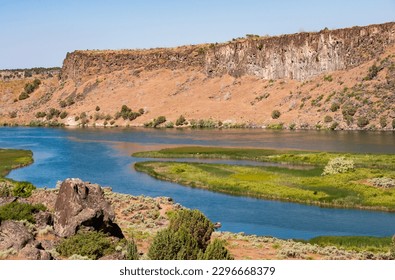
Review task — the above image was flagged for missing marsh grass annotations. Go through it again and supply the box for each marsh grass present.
[134,146,395,211]
[0,148,33,177]
[305,236,392,253]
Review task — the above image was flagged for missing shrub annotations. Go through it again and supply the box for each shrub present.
[330,122,339,130]
[59,100,67,108]
[165,122,174,128]
[323,75,333,82]
[66,97,75,106]
[392,119,395,129]
[56,231,115,260]
[368,177,395,188]
[342,104,357,117]
[199,239,233,260]
[46,108,61,120]
[12,181,36,197]
[391,236,395,260]
[324,116,333,123]
[9,111,17,118]
[138,108,145,115]
[271,110,281,119]
[364,64,380,80]
[59,112,68,119]
[125,240,139,260]
[322,157,354,176]
[176,115,187,126]
[95,106,100,111]
[379,116,387,128]
[330,102,340,112]
[35,111,46,118]
[18,91,30,100]
[0,202,46,223]
[74,116,80,121]
[357,116,369,128]
[169,209,213,250]
[153,116,166,127]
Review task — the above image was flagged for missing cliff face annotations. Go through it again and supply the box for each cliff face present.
[62,22,395,82]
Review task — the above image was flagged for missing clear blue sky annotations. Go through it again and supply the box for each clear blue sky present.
[0,0,394,69]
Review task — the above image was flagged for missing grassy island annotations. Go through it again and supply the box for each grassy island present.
[0,148,33,177]
[133,146,395,211]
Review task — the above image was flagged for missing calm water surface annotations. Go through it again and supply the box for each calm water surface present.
[1,127,395,239]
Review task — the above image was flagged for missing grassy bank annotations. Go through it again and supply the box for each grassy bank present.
[133,147,395,211]
[0,148,33,177]
[133,146,395,170]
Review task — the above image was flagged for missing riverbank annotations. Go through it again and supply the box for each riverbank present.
[133,147,395,211]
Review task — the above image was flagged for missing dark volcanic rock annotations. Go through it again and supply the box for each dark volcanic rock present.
[53,178,123,238]
[18,243,52,260]
[0,220,34,251]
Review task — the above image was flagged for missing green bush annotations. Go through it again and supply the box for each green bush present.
[330,122,339,130]
[95,106,100,111]
[12,181,36,197]
[125,240,139,260]
[153,116,166,127]
[324,116,333,123]
[59,100,67,108]
[35,111,46,118]
[379,116,387,128]
[176,115,187,126]
[18,91,30,100]
[165,122,174,128]
[148,228,201,260]
[0,202,46,223]
[357,116,369,128]
[323,75,333,82]
[330,102,340,112]
[169,209,213,250]
[56,231,115,259]
[199,239,233,260]
[59,112,68,119]
[364,64,381,80]
[322,157,354,176]
[271,110,281,119]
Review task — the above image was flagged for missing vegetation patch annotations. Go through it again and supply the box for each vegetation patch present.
[134,147,395,211]
[0,202,46,223]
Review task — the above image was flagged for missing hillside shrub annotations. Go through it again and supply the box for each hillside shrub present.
[379,116,387,128]
[153,116,166,127]
[342,104,357,117]
[56,231,115,260]
[330,102,340,112]
[271,110,281,119]
[0,202,46,223]
[95,106,100,111]
[199,239,234,260]
[18,91,30,100]
[125,240,139,260]
[59,100,67,108]
[35,111,46,118]
[357,116,369,128]
[324,116,333,123]
[368,177,395,188]
[364,64,381,80]
[322,157,354,176]
[59,112,68,119]
[176,115,187,126]
[392,119,395,129]
[12,181,36,197]
[169,209,214,250]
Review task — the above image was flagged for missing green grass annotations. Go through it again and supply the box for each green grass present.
[133,146,395,170]
[305,236,392,253]
[0,201,46,223]
[133,147,395,211]
[0,148,33,177]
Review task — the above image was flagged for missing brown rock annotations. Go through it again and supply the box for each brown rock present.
[53,178,123,238]
[18,244,52,260]
[0,220,34,251]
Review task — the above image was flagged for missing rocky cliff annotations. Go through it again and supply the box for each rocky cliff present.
[62,22,395,82]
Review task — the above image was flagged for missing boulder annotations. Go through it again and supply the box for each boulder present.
[53,178,123,238]
[18,243,52,260]
[0,220,34,251]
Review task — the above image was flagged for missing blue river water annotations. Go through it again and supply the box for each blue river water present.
[1,126,395,239]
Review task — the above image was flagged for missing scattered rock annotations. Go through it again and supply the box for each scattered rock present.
[53,178,124,238]
[18,244,52,260]
[0,220,34,251]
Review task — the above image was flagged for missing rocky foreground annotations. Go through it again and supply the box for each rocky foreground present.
[0,178,393,260]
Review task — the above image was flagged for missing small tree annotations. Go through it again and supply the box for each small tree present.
[176,115,187,126]
[271,110,281,119]
[199,239,233,260]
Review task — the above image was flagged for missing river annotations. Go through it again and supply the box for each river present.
[1,126,395,239]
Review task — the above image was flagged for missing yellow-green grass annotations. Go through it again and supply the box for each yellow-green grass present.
[134,161,395,211]
[0,148,33,177]
[133,146,395,170]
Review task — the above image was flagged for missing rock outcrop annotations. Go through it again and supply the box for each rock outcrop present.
[0,220,34,251]
[53,178,124,238]
[61,22,395,82]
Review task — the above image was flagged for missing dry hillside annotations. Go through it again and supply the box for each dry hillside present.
[0,22,394,130]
